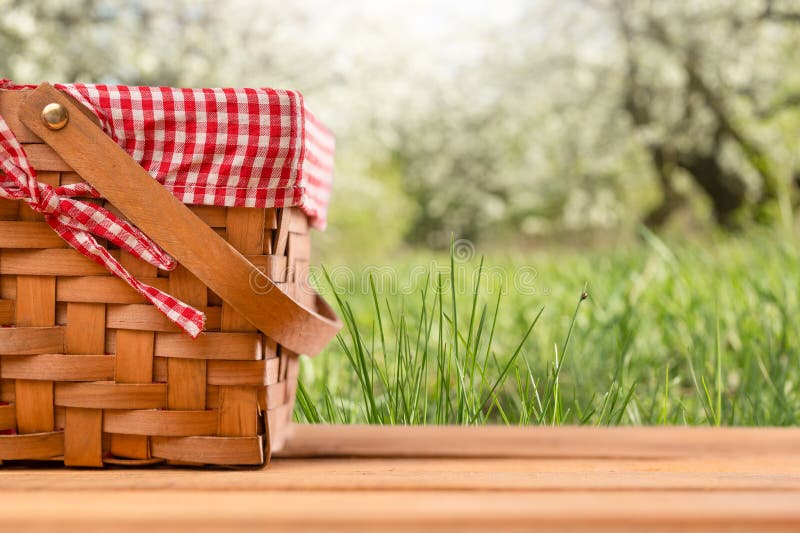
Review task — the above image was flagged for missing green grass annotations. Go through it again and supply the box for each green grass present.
[295,229,800,426]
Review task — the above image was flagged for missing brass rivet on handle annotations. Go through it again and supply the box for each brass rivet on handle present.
[41,102,69,130]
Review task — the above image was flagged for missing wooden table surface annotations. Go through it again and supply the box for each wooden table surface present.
[2,424,800,532]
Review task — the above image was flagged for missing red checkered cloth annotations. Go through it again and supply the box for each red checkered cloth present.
[0,80,335,337]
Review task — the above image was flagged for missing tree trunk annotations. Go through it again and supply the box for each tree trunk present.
[678,152,747,227]
[643,145,686,228]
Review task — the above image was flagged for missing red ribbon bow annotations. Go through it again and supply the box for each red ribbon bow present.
[0,116,205,337]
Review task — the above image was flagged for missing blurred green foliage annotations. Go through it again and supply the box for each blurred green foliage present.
[2,0,800,253]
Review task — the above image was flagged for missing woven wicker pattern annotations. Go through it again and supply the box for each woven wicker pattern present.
[0,108,312,466]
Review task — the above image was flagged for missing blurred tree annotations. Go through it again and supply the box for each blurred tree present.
[602,0,800,227]
[2,0,800,248]
[0,0,226,85]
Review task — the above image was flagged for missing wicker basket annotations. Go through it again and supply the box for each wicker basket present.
[0,83,339,467]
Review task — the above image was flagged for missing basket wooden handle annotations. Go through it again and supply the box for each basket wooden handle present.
[19,83,341,356]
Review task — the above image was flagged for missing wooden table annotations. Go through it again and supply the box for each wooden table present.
[2,425,800,531]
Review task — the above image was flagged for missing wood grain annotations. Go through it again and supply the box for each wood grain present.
[187,206,228,228]
[273,207,290,256]
[62,301,106,463]
[104,410,218,437]
[0,90,41,142]
[113,331,154,384]
[54,382,166,409]
[166,266,207,413]
[64,407,103,467]
[277,424,800,459]
[21,144,72,172]
[149,435,264,465]
[6,455,800,491]
[218,209,262,438]
[0,221,69,248]
[9,490,799,532]
[2,425,800,531]
[0,249,108,276]
[106,304,221,332]
[0,404,16,430]
[0,431,63,460]
[0,354,114,381]
[57,276,169,304]
[0,326,64,355]
[111,330,155,459]
[14,275,56,433]
[218,386,258,437]
[65,302,106,355]
[154,332,262,360]
[0,298,14,324]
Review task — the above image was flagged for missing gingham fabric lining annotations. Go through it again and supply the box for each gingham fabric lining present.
[0,80,335,337]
